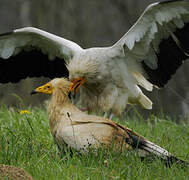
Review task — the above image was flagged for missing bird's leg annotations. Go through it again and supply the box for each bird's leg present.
[103,111,114,120]
[108,112,114,120]
[79,107,90,114]
[80,107,88,112]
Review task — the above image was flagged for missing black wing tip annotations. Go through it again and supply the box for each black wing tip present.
[141,155,189,168]
[125,131,146,149]
[0,31,14,37]
[159,0,184,5]
[0,49,69,84]
[165,155,189,168]
[143,21,189,87]
[126,131,189,167]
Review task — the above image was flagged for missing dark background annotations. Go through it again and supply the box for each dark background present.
[0,0,189,117]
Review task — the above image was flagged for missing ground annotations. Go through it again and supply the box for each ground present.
[0,105,189,180]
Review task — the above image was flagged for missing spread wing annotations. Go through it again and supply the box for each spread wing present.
[0,27,83,83]
[113,0,189,87]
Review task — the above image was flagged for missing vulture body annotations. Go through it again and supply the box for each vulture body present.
[1,1,189,115]
[32,78,188,166]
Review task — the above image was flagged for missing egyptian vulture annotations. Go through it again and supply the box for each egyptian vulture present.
[31,78,188,166]
[0,0,189,115]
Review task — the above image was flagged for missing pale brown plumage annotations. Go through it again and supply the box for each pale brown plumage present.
[32,78,188,166]
[0,164,34,180]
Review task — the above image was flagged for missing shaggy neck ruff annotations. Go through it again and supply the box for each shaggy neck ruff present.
[47,83,72,132]
[52,86,70,105]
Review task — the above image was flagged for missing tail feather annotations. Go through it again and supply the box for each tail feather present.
[131,71,153,91]
[138,93,152,110]
[125,130,189,167]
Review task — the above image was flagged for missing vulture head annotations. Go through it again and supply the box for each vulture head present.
[31,78,71,96]
[68,56,100,93]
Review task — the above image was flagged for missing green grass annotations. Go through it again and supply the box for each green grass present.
[0,105,189,180]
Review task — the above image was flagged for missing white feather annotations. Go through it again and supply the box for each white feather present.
[0,27,83,62]
[144,47,158,70]
[114,1,189,69]
[1,41,15,59]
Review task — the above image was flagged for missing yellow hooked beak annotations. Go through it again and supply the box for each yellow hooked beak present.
[69,77,86,93]
[31,83,53,95]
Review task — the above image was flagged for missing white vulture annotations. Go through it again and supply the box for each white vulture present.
[0,0,189,115]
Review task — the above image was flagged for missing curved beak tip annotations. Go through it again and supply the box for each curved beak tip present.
[30,90,37,95]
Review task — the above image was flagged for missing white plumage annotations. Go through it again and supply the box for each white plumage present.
[0,0,189,115]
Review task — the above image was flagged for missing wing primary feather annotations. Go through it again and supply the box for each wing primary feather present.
[125,130,189,167]
[0,31,13,37]
[113,0,189,87]
[159,0,184,5]
[142,22,189,87]
[0,49,68,83]
[174,22,189,55]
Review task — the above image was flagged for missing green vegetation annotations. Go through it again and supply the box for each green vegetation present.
[0,105,189,180]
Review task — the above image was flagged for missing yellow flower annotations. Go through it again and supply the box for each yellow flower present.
[20,110,31,115]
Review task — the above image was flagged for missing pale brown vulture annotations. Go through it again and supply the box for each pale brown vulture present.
[31,78,188,166]
[0,0,189,115]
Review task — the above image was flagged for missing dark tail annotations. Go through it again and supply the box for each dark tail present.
[125,130,188,167]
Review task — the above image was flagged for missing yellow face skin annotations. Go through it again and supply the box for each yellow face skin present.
[32,83,54,95]
[32,77,85,95]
